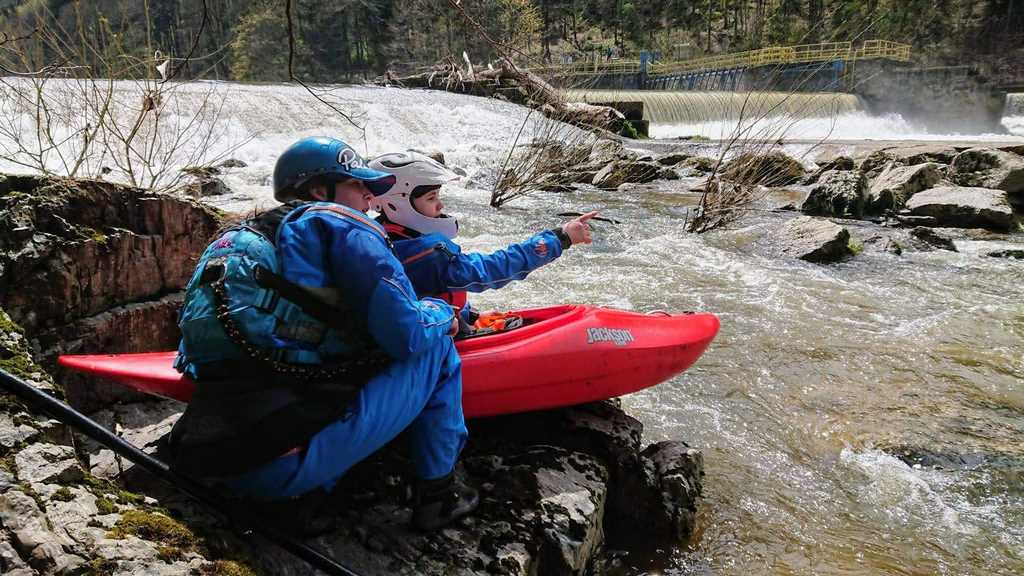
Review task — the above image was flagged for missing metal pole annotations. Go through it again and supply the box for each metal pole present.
[0,368,361,576]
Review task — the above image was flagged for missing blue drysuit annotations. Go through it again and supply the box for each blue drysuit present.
[386,223,566,319]
[222,203,466,500]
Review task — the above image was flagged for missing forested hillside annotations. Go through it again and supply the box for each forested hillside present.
[1,0,1021,82]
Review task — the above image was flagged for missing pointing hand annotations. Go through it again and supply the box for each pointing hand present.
[561,211,598,245]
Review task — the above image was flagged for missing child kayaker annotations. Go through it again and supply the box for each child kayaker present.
[367,150,596,334]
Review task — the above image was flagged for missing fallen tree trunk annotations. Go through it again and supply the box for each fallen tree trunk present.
[381,61,625,132]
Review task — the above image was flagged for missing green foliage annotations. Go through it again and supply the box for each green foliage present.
[1,1,1021,80]
[0,310,24,337]
[231,2,301,81]
[618,119,640,139]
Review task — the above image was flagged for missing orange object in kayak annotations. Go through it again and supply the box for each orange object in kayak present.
[58,305,719,418]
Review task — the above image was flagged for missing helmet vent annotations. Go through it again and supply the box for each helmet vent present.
[380,158,416,168]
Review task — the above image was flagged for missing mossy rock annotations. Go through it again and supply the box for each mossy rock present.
[18,482,47,510]
[96,497,117,514]
[197,560,259,576]
[108,510,198,549]
[682,156,718,174]
[51,486,74,502]
[0,307,61,401]
[157,545,187,563]
[722,152,805,186]
[87,557,118,575]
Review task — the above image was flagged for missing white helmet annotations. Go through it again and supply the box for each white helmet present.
[367,151,460,239]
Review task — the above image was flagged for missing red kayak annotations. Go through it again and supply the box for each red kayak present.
[59,305,719,418]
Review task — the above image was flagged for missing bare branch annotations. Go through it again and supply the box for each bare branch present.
[161,0,209,84]
[284,0,364,133]
[443,0,541,70]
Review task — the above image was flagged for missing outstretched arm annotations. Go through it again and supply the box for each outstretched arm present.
[444,211,598,293]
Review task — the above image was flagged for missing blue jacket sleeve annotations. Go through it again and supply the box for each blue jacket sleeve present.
[282,215,454,361]
[443,230,564,293]
[333,230,453,360]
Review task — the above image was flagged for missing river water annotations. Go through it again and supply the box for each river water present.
[1,81,1022,575]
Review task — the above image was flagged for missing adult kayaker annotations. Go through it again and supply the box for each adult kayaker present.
[367,151,596,333]
[168,137,478,532]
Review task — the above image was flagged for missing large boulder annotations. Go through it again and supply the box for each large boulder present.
[0,175,221,334]
[681,156,718,175]
[587,139,637,166]
[722,152,805,186]
[804,156,854,184]
[905,186,1015,230]
[778,216,855,263]
[801,170,867,218]
[178,400,706,576]
[527,140,593,169]
[591,160,661,189]
[909,227,958,251]
[859,145,960,177]
[0,174,222,409]
[947,148,1024,196]
[655,152,692,166]
[865,162,944,213]
[179,175,231,198]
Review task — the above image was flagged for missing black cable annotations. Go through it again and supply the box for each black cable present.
[0,368,361,576]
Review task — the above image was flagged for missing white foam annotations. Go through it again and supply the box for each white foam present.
[1003,115,1024,136]
[652,110,1024,142]
[840,447,977,535]
[0,79,540,203]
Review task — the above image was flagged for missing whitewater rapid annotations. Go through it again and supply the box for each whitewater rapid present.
[1,79,1022,576]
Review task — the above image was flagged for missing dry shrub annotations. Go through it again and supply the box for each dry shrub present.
[0,4,247,192]
[491,107,601,207]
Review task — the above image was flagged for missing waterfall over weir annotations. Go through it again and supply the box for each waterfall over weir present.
[1001,93,1024,135]
[564,89,863,124]
[1006,93,1024,115]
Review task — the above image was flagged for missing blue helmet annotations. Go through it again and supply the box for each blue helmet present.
[272,137,396,201]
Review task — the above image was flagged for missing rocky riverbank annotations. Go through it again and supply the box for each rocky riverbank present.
[534,139,1023,263]
[0,175,705,575]
[776,143,1024,262]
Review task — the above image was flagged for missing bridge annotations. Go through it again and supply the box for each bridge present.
[533,40,912,92]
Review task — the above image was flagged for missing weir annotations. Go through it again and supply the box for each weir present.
[565,89,863,125]
[1006,93,1024,116]
[542,40,1009,132]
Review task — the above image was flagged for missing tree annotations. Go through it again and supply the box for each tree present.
[230,2,302,81]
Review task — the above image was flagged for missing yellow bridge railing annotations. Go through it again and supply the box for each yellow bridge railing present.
[530,40,911,78]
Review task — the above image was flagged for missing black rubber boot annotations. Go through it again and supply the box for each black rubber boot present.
[411,471,479,531]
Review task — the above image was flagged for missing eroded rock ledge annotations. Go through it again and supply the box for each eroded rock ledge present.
[0,175,705,575]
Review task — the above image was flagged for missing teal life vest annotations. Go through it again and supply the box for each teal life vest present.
[174,203,379,381]
[169,203,391,477]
